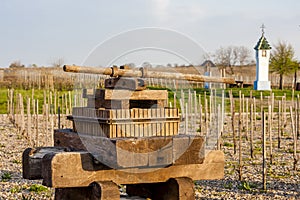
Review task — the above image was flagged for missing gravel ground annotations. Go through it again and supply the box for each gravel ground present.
[0,115,54,200]
[0,114,299,199]
[195,116,300,200]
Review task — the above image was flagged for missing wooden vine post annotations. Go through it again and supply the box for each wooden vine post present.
[253,97,257,131]
[250,103,254,158]
[238,90,243,180]
[229,90,236,154]
[278,101,281,149]
[290,106,298,171]
[35,100,39,147]
[268,105,273,164]
[262,110,267,191]
[27,97,31,146]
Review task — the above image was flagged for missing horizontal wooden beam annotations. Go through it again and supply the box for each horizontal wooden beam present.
[83,89,168,101]
[55,181,120,200]
[64,65,235,84]
[54,131,205,168]
[126,177,195,200]
[42,150,224,188]
[22,147,69,180]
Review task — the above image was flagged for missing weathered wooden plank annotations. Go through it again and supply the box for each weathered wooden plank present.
[134,109,139,137]
[90,181,120,200]
[143,109,148,137]
[148,137,172,167]
[126,177,195,200]
[165,108,170,136]
[124,109,130,138]
[55,187,91,200]
[138,109,144,137]
[130,109,135,137]
[117,112,121,133]
[157,99,167,108]
[71,119,180,138]
[129,100,166,109]
[104,89,168,101]
[147,109,152,137]
[104,77,146,91]
[87,98,130,109]
[55,181,119,200]
[173,135,205,165]
[54,130,205,168]
[22,147,68,180]
[112,110,117,138]
[156,109,161,137]
[82,88,103,99]
[76,134,118,169]
[83,89,168,101]
[151,109,157,136]
[69,108,179,120]
[120,100,130,109]
[54,129,87,150]
[42,150,224,188]
[116,138,148,168]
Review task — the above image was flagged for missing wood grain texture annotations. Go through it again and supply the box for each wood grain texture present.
[54,129,87,150]
[83,89,168,101]
[70,108,180,137]
[54,131,205,168]
[22,147,68,180]
[42,150,224,188]
[126,177,195,200]
[55,181,119,200]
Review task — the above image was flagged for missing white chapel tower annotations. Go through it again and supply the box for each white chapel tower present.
[254,25,272,90]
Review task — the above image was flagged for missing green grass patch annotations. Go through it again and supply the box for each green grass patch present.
[287,148,300,154]
[0,89,8,114]
[238,181,257,191]
[1,88,72,114]
[194,184,202,192]
[1,172,12,182]
[12,159,21,164]
[223,141,234,147]
[254,146,262,152]
[271,174,290,179]
[10,186,22,193]
[29,184,48,193]
[224,182,233,189]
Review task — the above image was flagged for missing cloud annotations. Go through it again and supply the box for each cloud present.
[151,0,171,22]
[150,0,208,25]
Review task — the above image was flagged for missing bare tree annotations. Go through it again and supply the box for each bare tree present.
[51,57,64,68]
[213,46,235,74]
[213,46,252,74]
[202,52,212,61]
[214,47,230,67]
[9,60,25,68]
[237,46,252,65]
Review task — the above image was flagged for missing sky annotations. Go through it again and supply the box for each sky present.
[0,0,300,67]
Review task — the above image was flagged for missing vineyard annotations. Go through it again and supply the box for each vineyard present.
[0,68,299,199]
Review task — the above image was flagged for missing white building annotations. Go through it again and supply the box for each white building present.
[254,29,272,90]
